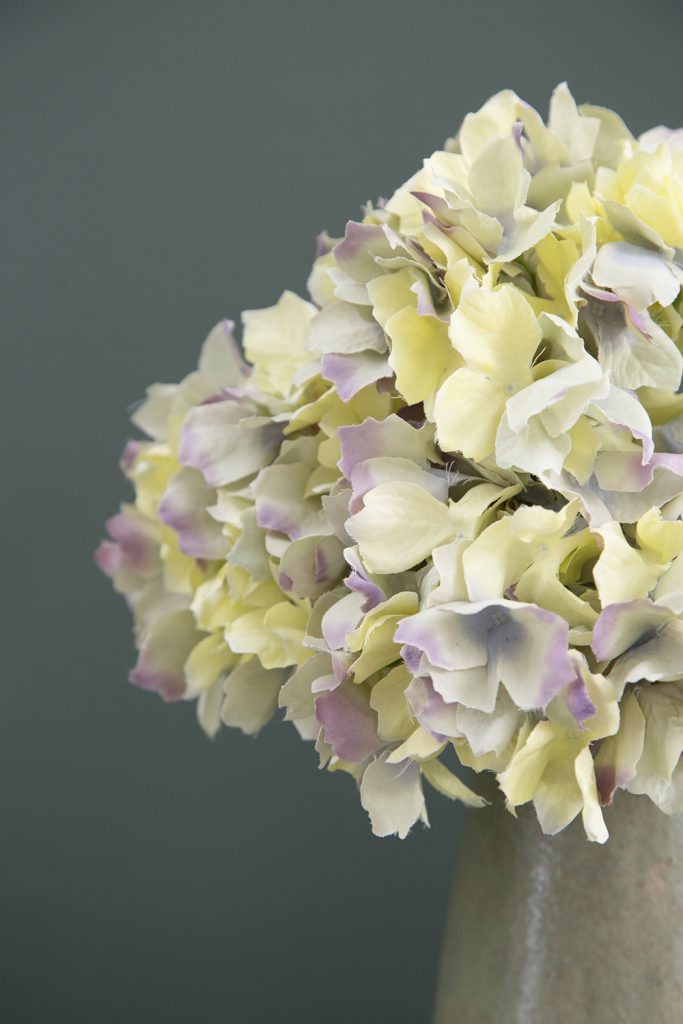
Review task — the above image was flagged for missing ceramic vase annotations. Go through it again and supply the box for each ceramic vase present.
[432,786,683,1023]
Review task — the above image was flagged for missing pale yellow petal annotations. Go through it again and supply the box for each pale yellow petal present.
[434,369,506,459]
[385,305,461,409]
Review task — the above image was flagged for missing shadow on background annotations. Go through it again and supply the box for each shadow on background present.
[3,1,682,1020]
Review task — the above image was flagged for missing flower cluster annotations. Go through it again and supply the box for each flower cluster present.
[98,84,683,842]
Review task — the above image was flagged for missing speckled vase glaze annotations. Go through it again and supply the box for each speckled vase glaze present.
[432,785,683,1024]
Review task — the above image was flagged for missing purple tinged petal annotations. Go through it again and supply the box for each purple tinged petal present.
[105,513,151,561]
[332,221,392,280]
[555,461,683,526]
[158,468,228,560]
[653,453,683,475]
[394,606,489,672]
[595,764,618,807]
[94,541,121,577]
[410,191,453,219]
[321,591,365,651]
[592,599,668,662]
[129,610,200,703]
[593,387,654,464]
[639,126,683,152]
[345,569,385,611]
[278,536,346,600]
[315,232,334,257]
[511,120,524,153]
[491,604,574,709]
[337,415,428,480]
[180,397,283,488]
[582,283,619,303]
[333,221,379,260]
[400,644,423,675]
[593,451,683,493]
[255,502,297,536]
[344,547,386,611]
[396,600,574,712]
[347,457,449,515]
[410,275,451,322]
[406,676,460,740]
[321,351,392,401]
[130,668,186,702]
[564,667,597,726]
[592,600,683,686]
[253,463,323,540]
[96,510,159,577]
[315,684,381,763]
[120,440,142,472]
[581,288,683,392]
[628,305,652,336]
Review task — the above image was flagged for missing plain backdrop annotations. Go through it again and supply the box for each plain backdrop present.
[3,1,683,1021]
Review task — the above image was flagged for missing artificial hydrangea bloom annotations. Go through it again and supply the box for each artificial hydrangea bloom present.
[98,84,683,843]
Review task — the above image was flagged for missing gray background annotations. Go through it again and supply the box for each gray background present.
[3,1,682,1021]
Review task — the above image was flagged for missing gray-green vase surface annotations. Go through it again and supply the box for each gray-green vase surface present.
[433,786,683,1023]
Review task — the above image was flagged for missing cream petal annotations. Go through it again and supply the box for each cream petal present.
[196,677,225,739]
[197,319,249,389]
[279,653,332,739]
[360,755,428,839]
[421,758,487,807]
[242,290,317,395]
[635,681,683,784]
[385,303,461,408]
[346,481,458,574]
[184,632,235,698]
[575,747,609,843]
[434,369,507,460]
[448,284,541,381]
[221,659,288,735]
[496,412,571,477]
[430,663,499,715]
[593,522,660,606]
[456,692,525,758]
[592,241,680,309]
[310,300,387,355]
[369,664,413,742]
[504,356,605,437]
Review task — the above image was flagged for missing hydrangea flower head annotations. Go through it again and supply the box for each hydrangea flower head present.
[98,84,683,842]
